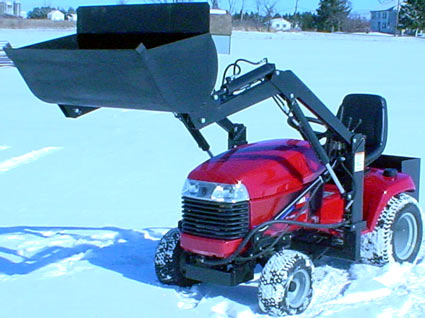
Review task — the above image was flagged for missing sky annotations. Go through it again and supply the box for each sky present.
[17,0,400,16]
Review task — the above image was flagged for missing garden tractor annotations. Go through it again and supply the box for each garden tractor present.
[5,3,422,316]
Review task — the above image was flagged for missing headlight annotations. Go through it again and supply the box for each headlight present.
[182,179,249,203]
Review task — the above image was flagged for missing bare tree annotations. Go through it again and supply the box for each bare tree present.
[254,0,278,30]
[256,0,278,18]
[263,0,278,18]
[227,0,237,14]
[209,0,220,9]
[254,0,262,30]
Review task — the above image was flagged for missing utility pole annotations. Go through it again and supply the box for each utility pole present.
[294,0,299,15]
[394,0,401,36]
[293,0,299,28]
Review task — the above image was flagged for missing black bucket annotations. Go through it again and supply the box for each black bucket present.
[5,3,218,113]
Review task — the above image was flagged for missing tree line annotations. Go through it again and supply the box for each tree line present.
[229,0,424,34]
[27,7,76,20]
[232,0,368,33]
[26,0,425,35]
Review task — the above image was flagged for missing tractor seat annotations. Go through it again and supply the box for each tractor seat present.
[337,94,388,166]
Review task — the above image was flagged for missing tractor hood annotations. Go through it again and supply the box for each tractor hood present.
[188,139,325,200]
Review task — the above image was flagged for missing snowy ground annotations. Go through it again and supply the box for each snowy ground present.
[0,30,425,317]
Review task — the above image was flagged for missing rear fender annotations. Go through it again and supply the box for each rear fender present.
[364,169,416,233]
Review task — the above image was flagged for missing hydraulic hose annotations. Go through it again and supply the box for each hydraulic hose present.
[199,219,348,266]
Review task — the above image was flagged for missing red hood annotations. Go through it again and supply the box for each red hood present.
[188,139,325,199]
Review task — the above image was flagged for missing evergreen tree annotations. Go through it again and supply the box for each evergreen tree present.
[316,0,351,32]
[27,7,53,19]
[67,7,76,16]
[282,12,318,30]
[399,0,425,36]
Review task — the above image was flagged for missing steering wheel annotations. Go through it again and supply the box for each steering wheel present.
[287,116,328,140]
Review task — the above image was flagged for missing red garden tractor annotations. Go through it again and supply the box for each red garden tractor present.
[5,3,422,316]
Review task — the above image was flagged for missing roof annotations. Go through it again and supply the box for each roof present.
[270,18,290,23]
[370,1,403,12]
[370,6,395,13]
[47,10,65,17]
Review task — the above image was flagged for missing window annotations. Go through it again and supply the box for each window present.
[383,12,387,19]
[383,22,387,29]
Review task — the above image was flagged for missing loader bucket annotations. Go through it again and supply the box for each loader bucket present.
[5,3,218,114]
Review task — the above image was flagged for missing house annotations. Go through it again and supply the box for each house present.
[370,4,399,34]
[269,18,292,31]
[47,10,65,21]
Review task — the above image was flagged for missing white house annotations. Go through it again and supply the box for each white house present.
[269,18,292,31]
[47,10,65,21]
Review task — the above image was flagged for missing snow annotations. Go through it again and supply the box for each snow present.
[211,9,228,15]
[1,29,425,317]
[0,147,62,172]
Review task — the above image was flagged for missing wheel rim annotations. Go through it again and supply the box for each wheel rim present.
[286,269,311,308]
[394,212,418,260]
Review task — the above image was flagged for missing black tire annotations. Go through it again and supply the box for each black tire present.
[361,193,423,265]
[258,250,314,316]
[154,228,198,287]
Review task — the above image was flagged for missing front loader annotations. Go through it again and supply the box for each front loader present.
[4,3,422,316]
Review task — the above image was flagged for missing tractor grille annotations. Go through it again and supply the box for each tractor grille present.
[181,197,250,240]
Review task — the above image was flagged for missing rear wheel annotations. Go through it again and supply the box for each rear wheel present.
[361,193,423,265]
[154,228,197,287]
[258,250,313,316]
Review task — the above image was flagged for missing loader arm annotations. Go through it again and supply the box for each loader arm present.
[194,67,353,145]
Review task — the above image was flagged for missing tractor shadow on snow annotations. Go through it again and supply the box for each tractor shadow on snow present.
[0,225,167,283]
[0,225,259,310]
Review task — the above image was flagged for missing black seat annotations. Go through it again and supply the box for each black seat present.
[337,94,388,166]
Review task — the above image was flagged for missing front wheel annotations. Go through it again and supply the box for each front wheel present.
[154,228,198,287]
[361,193,423,265]
[258,250,314,316]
